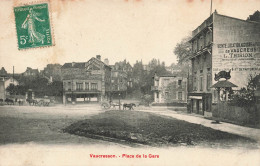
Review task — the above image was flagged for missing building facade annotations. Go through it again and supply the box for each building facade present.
[152,74,187,103]
[23,67,39,77]
[109,60,133,99]
[110,65,128,99]
[61,55,111,104]
[188,11,260,116]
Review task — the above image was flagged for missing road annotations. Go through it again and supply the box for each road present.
[0,105,259,166]
[0,104,124,146]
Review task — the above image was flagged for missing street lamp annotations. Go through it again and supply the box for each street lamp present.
[119,93,121,110]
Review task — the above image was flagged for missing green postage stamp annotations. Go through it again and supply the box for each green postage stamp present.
[14,3,53,49]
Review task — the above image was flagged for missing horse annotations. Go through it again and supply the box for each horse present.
[18,99,24,106]
[26,99,38,106]
[5,98,14,105]
[123,103,136,110]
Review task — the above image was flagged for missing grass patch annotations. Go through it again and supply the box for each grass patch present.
[64,110,257,148]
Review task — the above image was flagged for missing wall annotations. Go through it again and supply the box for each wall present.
[212,102,260,127]
[212,13,260,89]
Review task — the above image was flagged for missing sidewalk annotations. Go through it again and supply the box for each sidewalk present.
[139,107,260,142]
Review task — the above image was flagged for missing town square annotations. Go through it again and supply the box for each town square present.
[0,0,260,166]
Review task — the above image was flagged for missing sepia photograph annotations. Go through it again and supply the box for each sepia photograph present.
[0,0,260,165]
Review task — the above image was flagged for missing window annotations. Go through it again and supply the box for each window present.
[193,40,197,53]
[76,83,83,90]
[193,72,197,91]
[200,76,203,91]
[178,80,182,88]
[207,68,211,91]
[164,79,170,86]
[91,83,98,90]
[68,82,71,91]
[178,92,182,100]
[85,82,89,90]
[165,92,169,98]
[207,74,211,91]
[199,35,204,50]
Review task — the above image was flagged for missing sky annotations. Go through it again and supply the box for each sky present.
[0,0,259,73]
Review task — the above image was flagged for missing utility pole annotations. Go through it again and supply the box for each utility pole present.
[210,0,213,16]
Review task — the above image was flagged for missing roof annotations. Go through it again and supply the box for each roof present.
[211,80,238,88]
[0,67,7,76]
[61,57,111,69]
[190,11,260,41]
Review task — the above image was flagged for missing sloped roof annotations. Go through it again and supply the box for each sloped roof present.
[211,80,238,88]
[0,67,7,76]
[62,57,111,69]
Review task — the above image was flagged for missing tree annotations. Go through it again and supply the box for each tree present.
[174,35,192,65]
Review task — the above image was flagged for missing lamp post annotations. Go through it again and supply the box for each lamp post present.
[119,93,121,110]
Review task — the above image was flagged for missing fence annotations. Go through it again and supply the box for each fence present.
[212,102,260,127]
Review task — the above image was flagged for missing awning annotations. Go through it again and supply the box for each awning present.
[211,80,238,88]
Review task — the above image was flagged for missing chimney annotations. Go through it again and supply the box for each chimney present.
[104,58,109,65]
[96,55,101,60]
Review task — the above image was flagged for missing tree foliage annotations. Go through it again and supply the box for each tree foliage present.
[6,76,63,97]
[129,59,170,98]
[174,35,191,64]
[229,74,260,107]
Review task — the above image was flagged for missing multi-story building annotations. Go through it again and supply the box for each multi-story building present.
[23,67,39,77]
[61,55,111,104]
[41,64,62,81]
[188,10,260,116]
[110,65,128,99]
[109,60,133,99]
[151,73,187,103]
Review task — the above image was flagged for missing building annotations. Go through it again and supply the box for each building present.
[0,76,19,100]
[23,67,39,77]
[61,55,111,104]
[109,60,133,99]
[41,64,62,81]
[151,73,187,103]
[188,11,260,116]
[110,65,128,99]
[0,67,7,78]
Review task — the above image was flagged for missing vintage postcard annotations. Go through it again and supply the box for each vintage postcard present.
[0,0,260,166]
